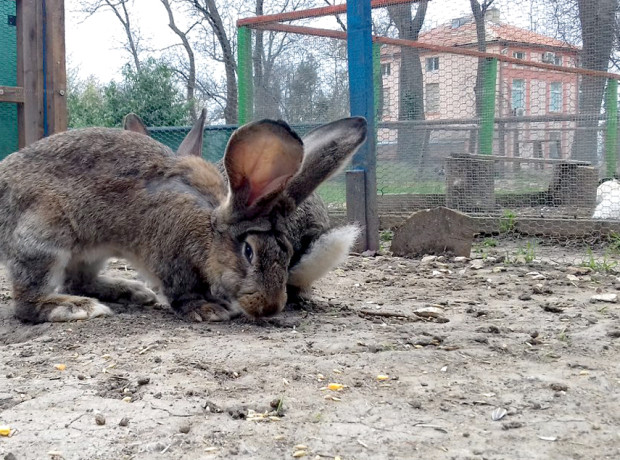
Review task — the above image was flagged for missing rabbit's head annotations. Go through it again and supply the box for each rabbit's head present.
[124,113,367,318]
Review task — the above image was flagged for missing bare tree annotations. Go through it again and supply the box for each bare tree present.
[159,0,199,120]
[470,0,495,117]
[387,0,429,162]
[81,0,143,73]
[188,0,238,124]
[572,0,618,163]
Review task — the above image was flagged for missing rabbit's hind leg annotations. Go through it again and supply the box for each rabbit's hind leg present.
[9,249,112,323]
[63,257,159,307]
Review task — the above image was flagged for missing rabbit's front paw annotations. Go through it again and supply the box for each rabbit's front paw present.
[173,297,239,322]
[15,294,113,323]
[187,302,234,322]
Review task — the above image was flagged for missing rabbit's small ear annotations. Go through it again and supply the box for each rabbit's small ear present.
[224,119,303,217]
[177,108,206,157]
[286,117,367,205]
[123,113,149,136]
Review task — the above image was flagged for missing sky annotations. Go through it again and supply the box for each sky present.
[64,0,540,83]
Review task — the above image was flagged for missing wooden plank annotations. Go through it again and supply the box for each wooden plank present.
[17,0,45,146]
[330,212,620,238]
[0,86,25,104]
[45,0,68,134]
[16,0,24,147]
[455,153,590,165]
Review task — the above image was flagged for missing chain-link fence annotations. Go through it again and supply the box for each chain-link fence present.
[0,0,18,160]
[234,0,620,266]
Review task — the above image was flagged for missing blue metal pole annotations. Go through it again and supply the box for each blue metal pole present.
[347,0,378,251]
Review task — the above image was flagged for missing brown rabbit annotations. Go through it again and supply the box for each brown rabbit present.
[124,112,362,301]
[0,114,367,323]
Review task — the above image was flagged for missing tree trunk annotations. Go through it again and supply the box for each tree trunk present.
[387,1,429,166]
[253,0,267,118]
[470,0,490,118]
[160,0,197,121]
[192,0,238,124]
[572,0,617,163]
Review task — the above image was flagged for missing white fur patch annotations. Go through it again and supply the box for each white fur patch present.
[288,224,360,290]
[593,180,620,219]
[48,299,113,322]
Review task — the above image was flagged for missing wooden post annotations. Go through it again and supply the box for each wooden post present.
[478,58,497,155]
[237,26,253,125]
[45,0,67,135]
[347,0,378,252]
[17,0,45,147]
[605,78,618,178]
[346,170,367,253]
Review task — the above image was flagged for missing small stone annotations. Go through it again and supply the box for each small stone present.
[77,374,86,381]
[119,417,129,427]
[413,306,445,319]
[590,293,618,303]
[470,259,485,270]
[549,383,568,392]
[179,424,191,434]
[5,453,17,460]
[95,414,106,426]
[137,376,150,386]
[421,255,437,263]
[518,292,532,301]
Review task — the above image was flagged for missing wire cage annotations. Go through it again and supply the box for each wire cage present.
[234,0,620,266]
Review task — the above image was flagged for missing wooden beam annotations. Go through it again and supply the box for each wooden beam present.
[0,86,25,104]
[45,0,68,135]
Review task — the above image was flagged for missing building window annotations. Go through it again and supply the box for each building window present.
[425,83,439,112]
[381,63,391,76]
[513,51,525,60]
[426,57,439,71]
[512,79,525,111]
[553,55,562,66]
[549,82,562,112]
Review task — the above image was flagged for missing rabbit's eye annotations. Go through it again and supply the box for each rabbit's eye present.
[243,242,254,264]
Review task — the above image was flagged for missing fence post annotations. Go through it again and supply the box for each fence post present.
[237,26,253,125]
[372,42,381,124]
[479,57,498,155]
[347,0,378,252]
[605,78,618,178]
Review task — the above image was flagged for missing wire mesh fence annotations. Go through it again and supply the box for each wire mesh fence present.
[0,0,18,160]
[235,0,620,267]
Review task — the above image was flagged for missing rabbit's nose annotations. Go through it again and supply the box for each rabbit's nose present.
[239,289,287,318]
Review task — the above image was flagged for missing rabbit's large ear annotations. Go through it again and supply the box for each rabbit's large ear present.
[123,113,150,136]
[286,117,367,205]
[177,108,206,157]
[223,119,303,220]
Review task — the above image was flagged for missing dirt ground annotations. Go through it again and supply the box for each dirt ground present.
[0,238,619,460]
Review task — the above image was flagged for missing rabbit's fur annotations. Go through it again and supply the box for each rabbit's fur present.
[592,178,620,219]
[124,113,362,300]
[0,115,367,323]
